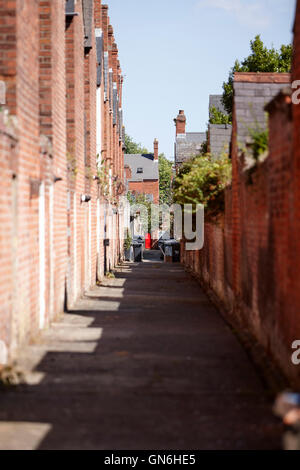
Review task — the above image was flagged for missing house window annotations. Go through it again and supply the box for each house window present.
[137,168,143,174]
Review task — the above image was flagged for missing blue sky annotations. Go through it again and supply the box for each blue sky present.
[107,0,296,160]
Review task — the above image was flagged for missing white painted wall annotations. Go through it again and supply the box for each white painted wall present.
[39,182,46,329]
[97,198,100,255]
[0,340,8,365]
[88,201,92,286]
[73,192,77,297]
[49,184,54,318]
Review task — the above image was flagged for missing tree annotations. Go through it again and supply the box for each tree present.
[222,35,293,118]
[173,154,232,217]
[159,154,173,205]
[124,133,149,154]
[209,106,231,125]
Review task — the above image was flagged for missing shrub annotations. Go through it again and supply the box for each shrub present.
[173,154,232,217]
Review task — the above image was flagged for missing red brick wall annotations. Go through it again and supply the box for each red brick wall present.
[65,3,85,306]
[0,0,40,355]
[0,0,125,362]
[100,4,125,270]
[181,86,299,385]
[174,110,186,135]
[39,0,67,322]
[290,0,300,359]
[128,180,159,204]
[0,0,17,113]
[84,17,97,290]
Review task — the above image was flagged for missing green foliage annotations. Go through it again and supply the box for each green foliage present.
[124,133,149,155]
[97,161,110,198]
[66,150,78,180]
[105,271,115,279]
[97,158,124,204]
[159,153,173,204]
[209,106,231,125]
[173,154,232,217]
[222,35,292,117]
[248,126,269,161]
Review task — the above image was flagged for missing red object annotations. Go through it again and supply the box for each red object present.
[145,233,151,250]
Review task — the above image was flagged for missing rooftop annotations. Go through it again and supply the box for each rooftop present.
[124,154,159,182]
[233,72,291,149]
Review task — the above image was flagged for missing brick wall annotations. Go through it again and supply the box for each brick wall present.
[290,0,300,360]
[11,0,40,351]
[0,0,125,363]
[39,0,68,323]
[65,1,86,305]
[181,74,300,386]
[84,7,97,290]
[128,180,160,204]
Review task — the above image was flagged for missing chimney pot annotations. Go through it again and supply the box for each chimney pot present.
[174,110,186,136]
[154,139,159,160]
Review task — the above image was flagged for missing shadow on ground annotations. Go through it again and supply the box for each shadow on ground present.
[0,251,283,449]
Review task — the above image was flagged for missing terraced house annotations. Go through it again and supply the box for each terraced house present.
[0,0,126,364]
[124,139,160,204]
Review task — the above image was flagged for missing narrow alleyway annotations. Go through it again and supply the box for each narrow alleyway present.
[0,253,282,450]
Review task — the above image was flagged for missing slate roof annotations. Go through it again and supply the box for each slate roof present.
[175,132,206,165]
[65,0,76,14]
[186,132,207,143]
[209,124,232,160]
[95,29,103,87]
[124,154,159,182]
[209,95,227,116]
[234,74,291,149]
[82,0,93,49]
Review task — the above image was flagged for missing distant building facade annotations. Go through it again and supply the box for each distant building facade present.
[125,139,159,204]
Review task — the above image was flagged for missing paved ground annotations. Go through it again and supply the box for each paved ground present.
[0,251,283,449]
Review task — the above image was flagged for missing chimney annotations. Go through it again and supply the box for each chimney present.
[154,139,159,160]
[174,110,186,136]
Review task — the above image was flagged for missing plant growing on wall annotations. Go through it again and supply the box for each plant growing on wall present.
[222,35,292,118]
[248,126,269,161]
[66,150,78,180]
[97,163,110,198]
[173,154,232,218]
[97,157,121,203]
